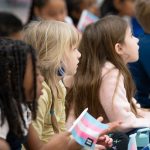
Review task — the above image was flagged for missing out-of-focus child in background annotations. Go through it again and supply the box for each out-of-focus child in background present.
[101,0,135,17]
[66,0,100,26]
[0,12,23,40]
[27,0,73,24]
[100,0,144,37]
[129,0,150,108]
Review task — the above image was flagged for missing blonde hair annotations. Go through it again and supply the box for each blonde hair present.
[23,20,79,99]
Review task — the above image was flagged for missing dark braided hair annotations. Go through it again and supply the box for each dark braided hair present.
[0,38,37,137]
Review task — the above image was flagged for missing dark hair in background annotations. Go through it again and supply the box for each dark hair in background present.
[101,0,125,17]
[65,0,83,25]
[0,12,23,37]
[0,39,37,137]
[27,0,48,23]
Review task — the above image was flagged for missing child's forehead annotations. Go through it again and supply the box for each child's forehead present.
[47,0,65,5]
[45,0,66,10]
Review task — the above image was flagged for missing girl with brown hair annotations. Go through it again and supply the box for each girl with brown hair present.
[65,15,150,149]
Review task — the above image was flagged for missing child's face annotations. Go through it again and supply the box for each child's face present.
[118,0,136,16]
[63,45,81,76]
[36,0,67,22]
[117,26,139,63]
[80,0,99,16]
[23,55,44,102]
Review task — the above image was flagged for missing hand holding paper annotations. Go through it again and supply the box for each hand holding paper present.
[69,108,120,149]
[77,10,99,32]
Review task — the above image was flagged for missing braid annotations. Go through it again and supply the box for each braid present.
[0,38,37,137]
[27,44,37,120]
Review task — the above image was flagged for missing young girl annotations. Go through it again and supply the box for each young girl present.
[0,38,79,150]
[65,15,150,144]
[23,20,80,142]
[27,0,73,24]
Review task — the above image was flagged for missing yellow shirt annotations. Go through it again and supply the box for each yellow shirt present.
[32,80,66,143]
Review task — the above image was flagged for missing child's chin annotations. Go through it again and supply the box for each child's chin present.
[134,57,139,62]
[130,57,139,63]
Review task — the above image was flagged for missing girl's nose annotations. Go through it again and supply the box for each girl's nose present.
[77,50,81,59]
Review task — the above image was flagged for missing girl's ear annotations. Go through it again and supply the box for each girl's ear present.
[115,43,123,55]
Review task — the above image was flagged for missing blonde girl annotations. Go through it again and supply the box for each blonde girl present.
[23,20,81,143]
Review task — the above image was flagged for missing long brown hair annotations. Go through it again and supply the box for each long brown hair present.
[66,15,137,122]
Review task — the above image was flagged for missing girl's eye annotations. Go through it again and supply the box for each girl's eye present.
[71,48,76,52]
[131,33,133,37]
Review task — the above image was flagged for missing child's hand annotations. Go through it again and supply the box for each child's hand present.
[103,121,122,135]
[97,116,122,135]
[47,132,71,150]
[55,132,82,150]
[96,135,113,149]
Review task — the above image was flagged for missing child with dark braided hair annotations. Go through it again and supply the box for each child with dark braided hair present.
[0,38,40,149]
[0,38,83,150]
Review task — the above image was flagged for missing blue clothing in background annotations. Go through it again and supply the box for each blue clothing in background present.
[131,17,144,37]
[129,33,150,108]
